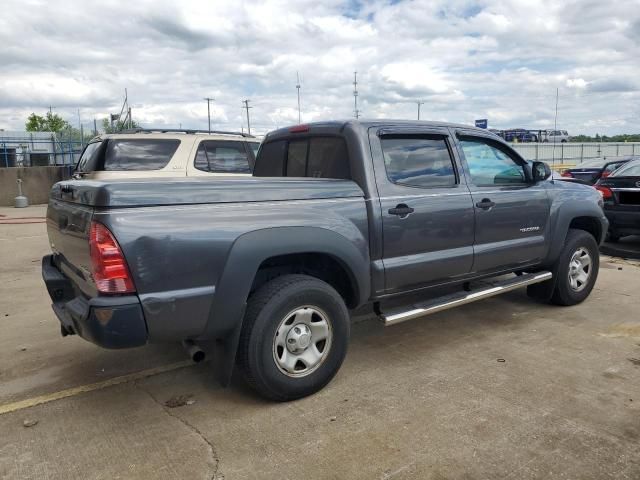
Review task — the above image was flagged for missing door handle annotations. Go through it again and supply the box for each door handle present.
[388,203,414,218]
[475,198,496,210]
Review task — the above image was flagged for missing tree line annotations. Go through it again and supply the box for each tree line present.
[568,134,640,143]
[25,111,139,141]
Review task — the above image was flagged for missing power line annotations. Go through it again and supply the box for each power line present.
[353,71,360,119]
[242,99,253,135]
[204,97,214,133]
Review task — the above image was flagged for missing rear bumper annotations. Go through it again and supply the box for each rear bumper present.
[42,255,148,349]
[604,208,640,235]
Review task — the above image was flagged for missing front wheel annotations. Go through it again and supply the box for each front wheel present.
[237,274,350,401]
[550,229,599,306]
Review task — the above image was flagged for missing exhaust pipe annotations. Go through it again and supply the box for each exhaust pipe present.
[182,339,206,363]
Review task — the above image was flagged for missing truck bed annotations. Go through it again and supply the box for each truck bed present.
[50,177,363,207]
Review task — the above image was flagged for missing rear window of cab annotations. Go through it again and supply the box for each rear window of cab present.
[254,137,350,179]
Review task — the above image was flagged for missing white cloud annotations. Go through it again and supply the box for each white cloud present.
[566,78,588,89]
[0,0,638,135]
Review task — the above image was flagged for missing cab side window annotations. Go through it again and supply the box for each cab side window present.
[381,136,457,188]
[459,138,526,186]
[194,140,251,173]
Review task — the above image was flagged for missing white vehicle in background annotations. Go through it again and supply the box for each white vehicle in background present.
[543,130,570,143]
[74,129,261,180]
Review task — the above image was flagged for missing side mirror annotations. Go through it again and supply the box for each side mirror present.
[532,161,551,182]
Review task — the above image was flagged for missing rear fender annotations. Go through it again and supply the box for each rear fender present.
[201,226,370,385]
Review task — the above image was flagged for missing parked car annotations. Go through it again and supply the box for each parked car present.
[74,129,261,179]
[595,159,640,242]
[544,130,570,143]
[503,128,537,143]
[561,156,636,185]
[43,120,607,401]
[549,171,590,185]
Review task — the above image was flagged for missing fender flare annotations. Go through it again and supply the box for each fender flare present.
[544,200,606,266]
[200,226,371,385]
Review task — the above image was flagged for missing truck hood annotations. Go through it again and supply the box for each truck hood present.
[50,177,364,208]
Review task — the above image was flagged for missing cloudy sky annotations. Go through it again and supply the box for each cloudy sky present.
[1,0,639,135]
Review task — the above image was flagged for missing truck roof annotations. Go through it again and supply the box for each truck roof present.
[264,119,491,141]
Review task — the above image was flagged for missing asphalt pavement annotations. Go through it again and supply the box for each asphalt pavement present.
[1,205,639,480]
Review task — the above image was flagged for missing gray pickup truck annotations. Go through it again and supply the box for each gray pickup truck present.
[43,120,607,400]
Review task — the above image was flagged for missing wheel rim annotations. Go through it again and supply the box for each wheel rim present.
[568,247,592,292]
[272,306,332,378]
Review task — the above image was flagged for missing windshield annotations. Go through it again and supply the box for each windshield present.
[575,158,607,168]
[76,141,103,172]
[249,142,260,158]
[612,160,640,177]
[103,139,180,171]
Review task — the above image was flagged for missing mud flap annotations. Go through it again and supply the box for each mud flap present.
[527,267,558,302]
[206,308,245,387]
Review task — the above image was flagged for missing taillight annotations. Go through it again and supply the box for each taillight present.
[561,171,573,178]
[89,222,135,294]
[595,185,613,200]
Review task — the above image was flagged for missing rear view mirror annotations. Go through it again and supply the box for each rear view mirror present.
[532,161,551,182]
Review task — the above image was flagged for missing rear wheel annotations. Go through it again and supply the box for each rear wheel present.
[237,274,350,401]
[550,229,599,306]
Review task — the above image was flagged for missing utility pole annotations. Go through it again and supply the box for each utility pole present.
[242,99,252,135]
[77,109,83,146]
[296,72,302,124]
[353,71,360,119]
[93,118,98,136]
[552,87,559,166]
[204,97,214,133]
[416,101,425,120]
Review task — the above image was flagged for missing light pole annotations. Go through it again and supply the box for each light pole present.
[416,101,425,120]
[242,99,252,135]
[296,72,301,124]
[204,97,214,133]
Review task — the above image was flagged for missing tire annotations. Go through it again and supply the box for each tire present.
[550,229,599,306]
[237,274,350,401]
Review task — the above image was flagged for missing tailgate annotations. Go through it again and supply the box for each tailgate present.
[47,197,97,297]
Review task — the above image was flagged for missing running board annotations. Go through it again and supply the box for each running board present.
[380,271,552,326]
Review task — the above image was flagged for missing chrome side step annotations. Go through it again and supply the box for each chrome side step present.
[380,271,552,326]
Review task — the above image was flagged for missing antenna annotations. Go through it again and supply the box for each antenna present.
[296,72,302,124]
[111,88,130,131]
[416,101,425,120]
[242,99,253,135]
[353,71,360,119]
